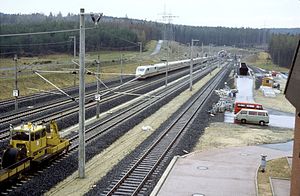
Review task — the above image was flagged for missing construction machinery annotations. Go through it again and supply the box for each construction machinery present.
[0,120,70,182]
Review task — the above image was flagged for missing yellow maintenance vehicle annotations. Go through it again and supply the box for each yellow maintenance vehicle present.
[0,120,70,182]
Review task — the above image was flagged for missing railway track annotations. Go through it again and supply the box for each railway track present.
[0,81,97,114]
[102,64,228,195]
[0,62,210,141]
[0,61,222,195]
[67,65,215,148]
[0,78,159,141]
[0,78,135,127]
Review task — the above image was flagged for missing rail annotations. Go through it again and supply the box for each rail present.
[104,65,228,195]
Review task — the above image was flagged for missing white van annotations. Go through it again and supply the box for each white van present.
[235,108,269,126]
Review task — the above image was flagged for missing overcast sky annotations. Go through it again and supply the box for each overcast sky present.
[1,0,300,28]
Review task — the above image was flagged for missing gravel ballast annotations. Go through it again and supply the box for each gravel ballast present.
[3,65,221,196]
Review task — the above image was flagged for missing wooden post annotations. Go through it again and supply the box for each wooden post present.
[284,39,300,196]
[290,111,300,196]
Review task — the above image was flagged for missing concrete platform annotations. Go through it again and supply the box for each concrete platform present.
[270,178,291,196]
[152,144,292,196]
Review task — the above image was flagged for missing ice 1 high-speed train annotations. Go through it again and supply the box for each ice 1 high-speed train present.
[135,56,214,79]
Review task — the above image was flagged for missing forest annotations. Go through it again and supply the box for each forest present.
[268,34,300,67]
[0,13,299,67]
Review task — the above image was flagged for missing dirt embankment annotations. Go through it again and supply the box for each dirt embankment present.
[254,90,295,113]
[254,77,295,114]
[193,122,294,152]
[194,71,294,152]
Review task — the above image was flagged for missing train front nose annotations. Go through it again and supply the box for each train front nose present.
[136,67,145,77]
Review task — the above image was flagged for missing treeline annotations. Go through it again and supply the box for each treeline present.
[0,12,299,62]
[268,34,300,67]
[171,25,269,47]
[0,16,143,56]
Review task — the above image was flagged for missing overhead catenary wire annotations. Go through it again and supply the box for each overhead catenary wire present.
[72,60,110,91]
[101,76,140,96]
[72,59,139,95]
[100,30,140,46]
[34,70,77,74]
[27,87,63,95]
[0,27,96,37]
[34,71,77,102]
[97,45,138,50]
[93,72,135,76]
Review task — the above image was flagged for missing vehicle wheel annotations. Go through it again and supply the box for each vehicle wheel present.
[259,121,265,126]
[241,119,246,124]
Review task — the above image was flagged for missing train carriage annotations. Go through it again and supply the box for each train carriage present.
[136,56,213,79]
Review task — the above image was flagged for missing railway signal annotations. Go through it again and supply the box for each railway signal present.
[13,54,19,110]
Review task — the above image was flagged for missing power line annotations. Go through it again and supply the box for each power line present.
[1,27,140,47]
[101,31,139,46]
[98,45,138,50]
[0,51,17,55]
[0,40,72,47]
[0,27,96,37]
[114,36,139,45]
[0,25,141,52]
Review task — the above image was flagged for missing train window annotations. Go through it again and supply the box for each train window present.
[31,133,35,141]
[35,131,41,140]
[41,129,46,137]
[138,68,144,72]
[147,68,149,71]
[12,132,29,141]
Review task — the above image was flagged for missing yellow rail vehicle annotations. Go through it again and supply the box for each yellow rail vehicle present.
[0,121,70,182]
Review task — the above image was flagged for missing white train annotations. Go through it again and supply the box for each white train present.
[136,57,213,79]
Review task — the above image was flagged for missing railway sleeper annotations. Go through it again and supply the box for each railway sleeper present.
[137,163,154,167]
[139,161,157,166]
[130,170,147,175]
[137,164,155,169]
[131,168,148,172]
[112,191,134,196]
[121,182,140,187]
[126,177,145,182]
[129,174,146,179]
[114,187,136,192]
[122,178,141,184]
[142,158,158,163]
